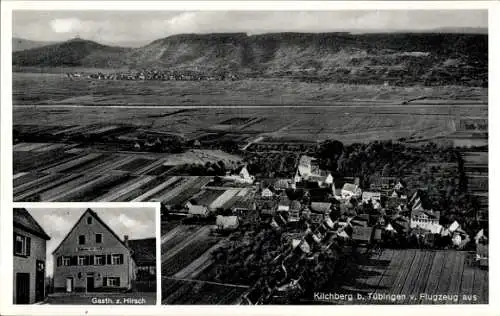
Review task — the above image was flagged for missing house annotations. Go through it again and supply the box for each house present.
[13,208,51,304]
[216,215,240,231]
[53,209,137,292]
[223,165,254,184]
[261,187,274,198]
[362,191,382,209]
[370,176,397,193]
[277,195,291,212]
[127,238,156,279]
[310,202,332,214]
[187,204,210,218]
[288,200,302,222]
[410,208,442,234]
[341,183,361,200]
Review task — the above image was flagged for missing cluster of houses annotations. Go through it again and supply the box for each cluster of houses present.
[13,208,156,304]
[174,155,488,260]
[66,70,239,81]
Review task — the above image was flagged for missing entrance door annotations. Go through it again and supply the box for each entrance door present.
[35,260,45,302]
[16,273,30,304]
[66,277,73,293]
[86,277,94,292]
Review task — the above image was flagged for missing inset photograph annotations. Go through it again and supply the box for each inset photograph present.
[13,205,157,305]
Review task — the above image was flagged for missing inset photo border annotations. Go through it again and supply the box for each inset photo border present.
[10,203,160,306]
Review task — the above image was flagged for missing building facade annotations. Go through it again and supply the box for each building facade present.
[53,209,136,292]
[13,208,51,304]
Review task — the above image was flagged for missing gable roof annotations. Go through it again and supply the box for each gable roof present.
[128,238,156,266]
[52,208,129,255]
[14,208,50,240]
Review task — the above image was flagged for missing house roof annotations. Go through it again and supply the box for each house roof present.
[52,208,129,255]
[310,202,332,213]
[290,200,302,211]
[13,208,50,240]
[342,183,357,192]
[188,205,209,215]
[352,226,373,242]
[279,195,290,206]
[411,208,440,219]
[274,178,291,190]
[362,191,381,200]
[128,238,156,266]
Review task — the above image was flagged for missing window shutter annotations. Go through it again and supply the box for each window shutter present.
[72,256,77,266]
[89,255,94,265]
[119,254,124,265]
[26,237,31,256]
[106,254,111,265]
[57,256,62,267]
[13,233,16,255]
[117,278,120,287]
[103,277,108,286]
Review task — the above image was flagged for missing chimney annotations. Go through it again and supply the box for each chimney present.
[124,235,129,246]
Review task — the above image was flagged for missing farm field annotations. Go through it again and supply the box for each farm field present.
[14,103,487,144]
[160,221,245,304]
[337,249,488,304]
[13,72,487,106]
[12,142,235,202]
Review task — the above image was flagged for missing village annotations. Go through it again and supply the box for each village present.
[66,69,240,81]
[160,153,489,304]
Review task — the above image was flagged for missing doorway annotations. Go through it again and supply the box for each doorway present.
[16,273,30,304]
[86,276,94,292]
[66,277,74,293]
[35,260,45,302]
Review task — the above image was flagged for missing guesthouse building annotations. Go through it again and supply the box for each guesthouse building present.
[52,209,137,293]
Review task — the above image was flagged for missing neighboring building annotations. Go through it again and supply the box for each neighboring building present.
[410,208,442,234]
[13,208,51,304]
[53,209,137,293]
[216,215,240,231]
[223,166,255,184]
[261,187,274,198]
[127,238,156,279]
[277,195,291,212]
[186,204,210,218]
[370,176,397,193]
[341,183,361,200]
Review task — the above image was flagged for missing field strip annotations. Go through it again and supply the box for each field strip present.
[98,175,156,202]
[13,172,29,180]
[40,153,102,173]
[45,174,112,202]
[158,177,199,204]
[173,240,225,279]
[15,174,84,201]
[162,277,250,289]
[14,173,71,196]
[209,189,240,209]
[161,226,210,263]
[33,143,66,152]
[160,225,186,244]
[133,159,166,175]
[132,176,179,202]
[83,155,135,175]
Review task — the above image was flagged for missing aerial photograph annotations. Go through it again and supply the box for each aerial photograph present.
[12,10,488,304]
[13,206,157,305]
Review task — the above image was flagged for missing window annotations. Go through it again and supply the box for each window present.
[63,256,71,266]
[14,233,30,257]
[87,217,92,224]
[78,235,85,245]
[111,254,124,265]
[95,255,105,265]
[95,233,102,244]
[78,256,86,266]
[106,277,120,287]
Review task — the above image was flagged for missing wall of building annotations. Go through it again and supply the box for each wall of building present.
[53,212,134,292]
[13,227,46,304]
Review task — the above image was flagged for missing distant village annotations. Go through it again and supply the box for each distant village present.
[165,154,488,267]
[66,69,240,81]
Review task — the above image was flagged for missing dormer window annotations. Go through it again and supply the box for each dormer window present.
[87,217,92,224]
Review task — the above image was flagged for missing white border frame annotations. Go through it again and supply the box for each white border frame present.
[1,1,498,316]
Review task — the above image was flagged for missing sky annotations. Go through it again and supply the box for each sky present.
[26,207,156,277]
[13,10,488,47]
